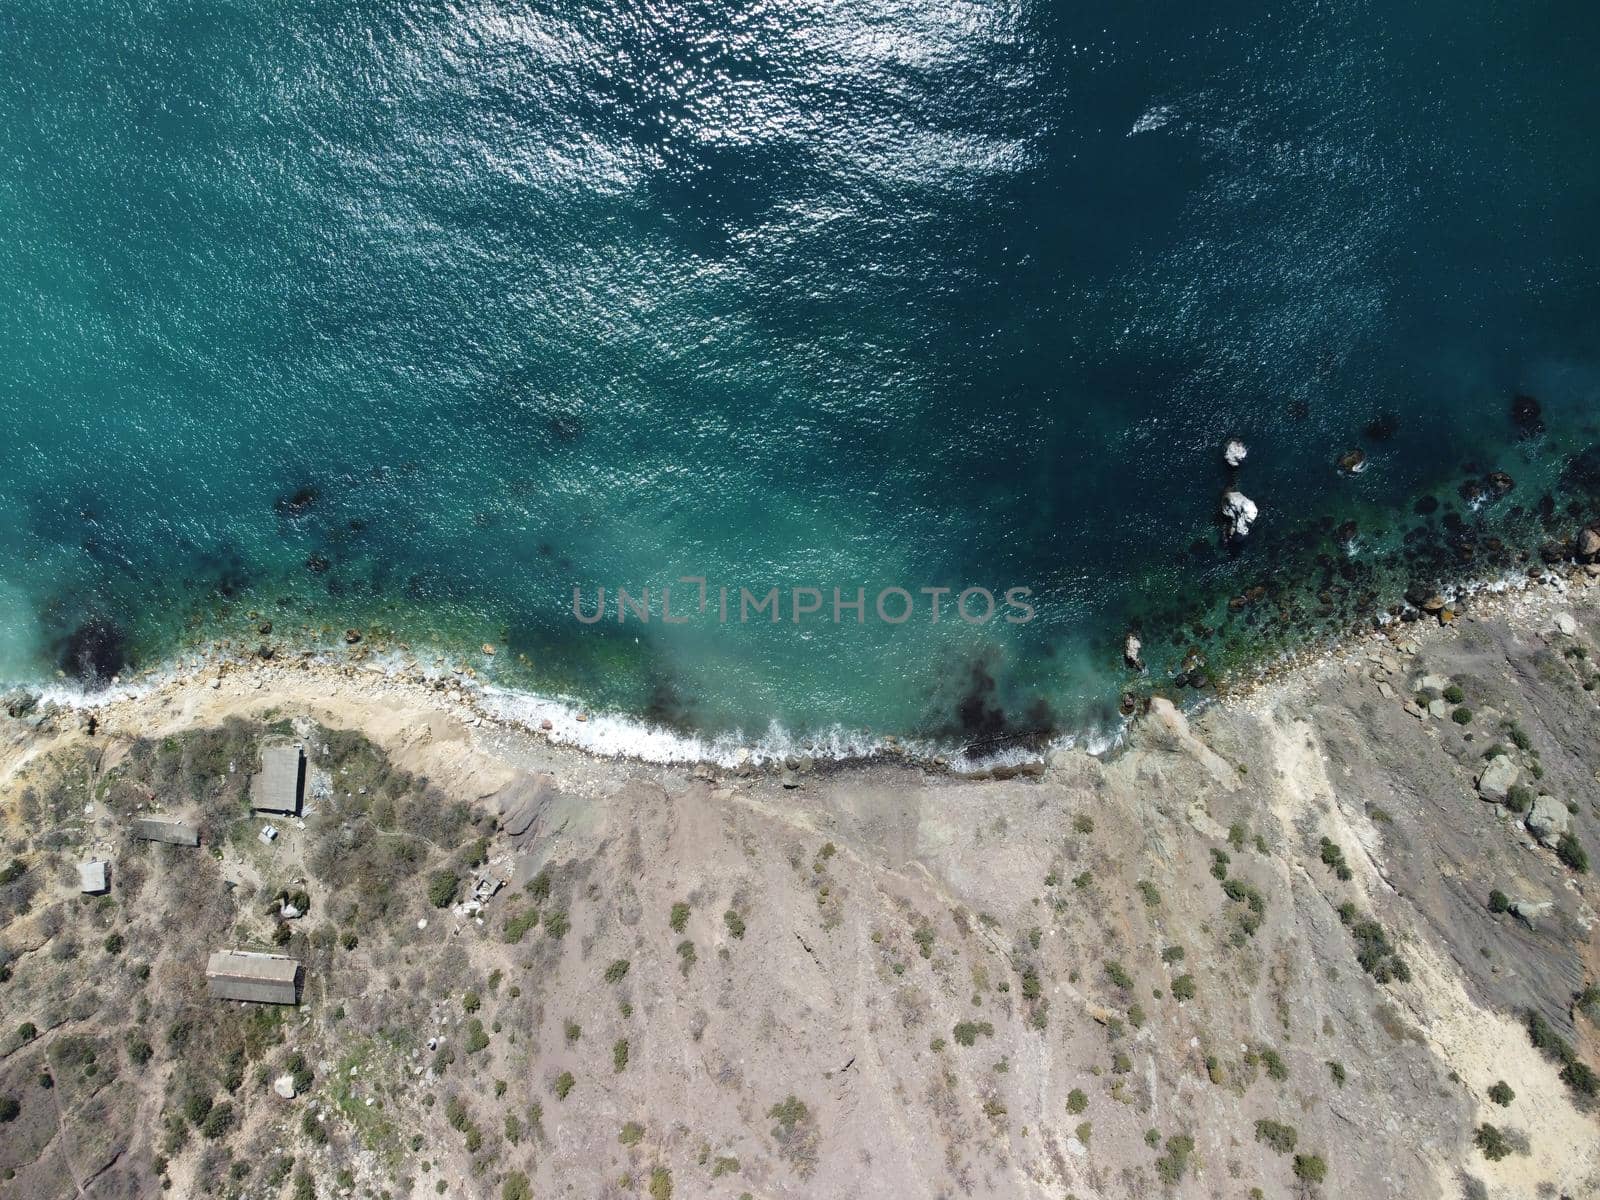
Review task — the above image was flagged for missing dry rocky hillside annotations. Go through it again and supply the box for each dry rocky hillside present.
[1,587,1598,1200]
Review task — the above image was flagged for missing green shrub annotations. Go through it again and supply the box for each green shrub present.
[1259,1048,1288,1082]
[619,1121,644,1145]
[462,991,480,1013]
[502,1172,532,1200]
[912,925,935,959]
[553,1071,575,1100]
[668,902,690,933]
[604,959,630,984]
[952,1021,994,1047]
[427,871,460,909]
[1326,1060,1346,1087]
[1474,1124,1511,1161]
[201,1102,235,1140]
[183,1092,214,1126]
[1318,837,1349,877]
[1452,707,1473,725]
[502,907,539,943]
[1066,1088,1087,1114]
[1153,1134,1194,1184]
[0,1096,19,1123]
[1103,960,1133,990]
[1487,890,1510,913]
[1254,1119,1297,1154]
[1504,785,1534,814]
[613,1039,630,1073]
[1556,833,1589,873]
[723,910,746,939]
[525,869,552,903]
[1443,685,1465,704]
[544,909,570,939]
[1487,1080,1514,1106]
[1293,1153,1327,1183]
[1171,974,1196,1002]
[464,1020,489,1054]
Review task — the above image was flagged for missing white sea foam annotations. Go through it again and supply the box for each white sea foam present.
[1129,104,1177,136]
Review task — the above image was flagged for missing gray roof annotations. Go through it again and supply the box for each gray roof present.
[132,816,199,846]
[78,860,108,893]
[206,950,301,1005]
[251,743,304,814]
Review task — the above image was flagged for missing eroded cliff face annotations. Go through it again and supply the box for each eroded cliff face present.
[0,596,1595,1200]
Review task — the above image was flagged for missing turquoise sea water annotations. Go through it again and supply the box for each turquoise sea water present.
[3,2,1599,755]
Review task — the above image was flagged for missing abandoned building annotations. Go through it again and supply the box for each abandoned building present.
[78,860,108,894]
[251,742,305,815]
[131,815,199,846]
[205,950,301,1005]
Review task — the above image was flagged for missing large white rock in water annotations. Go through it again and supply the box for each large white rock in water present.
[1476,755,1517,802]
[1123,632,1144,670]
[1221,491,1258,537]
[1224,439,1248,468]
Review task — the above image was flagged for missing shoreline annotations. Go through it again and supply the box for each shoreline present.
[7,559,1597,776]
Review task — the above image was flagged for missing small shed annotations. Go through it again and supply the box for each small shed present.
[206,950,301,1005]
[251,743,305,815]
[78,860,109,894]
[132,815,199,846]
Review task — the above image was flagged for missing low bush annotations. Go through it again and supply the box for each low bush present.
[1254,1119,1297,1153]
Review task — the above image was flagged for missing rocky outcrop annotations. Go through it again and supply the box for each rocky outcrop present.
[1221,491,1258,538]
[1476,755,1517,802]
[1525,796,1570,848]
[2,688,39,719]
[1123,632,1144,671]
[1223,439,1248,468]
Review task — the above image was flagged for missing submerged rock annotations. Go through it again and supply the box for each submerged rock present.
[1336,448,1367,475]
[274,484,320,517]
[1510,392,1543,437]
[1221,491,1258,539]
[59,617,126,686]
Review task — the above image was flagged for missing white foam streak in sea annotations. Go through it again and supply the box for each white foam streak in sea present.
[478,684,1126,769]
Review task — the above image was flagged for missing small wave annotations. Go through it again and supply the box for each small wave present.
[1129,104,1177,137]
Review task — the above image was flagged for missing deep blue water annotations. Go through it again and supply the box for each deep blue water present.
[3,1,1600,753]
